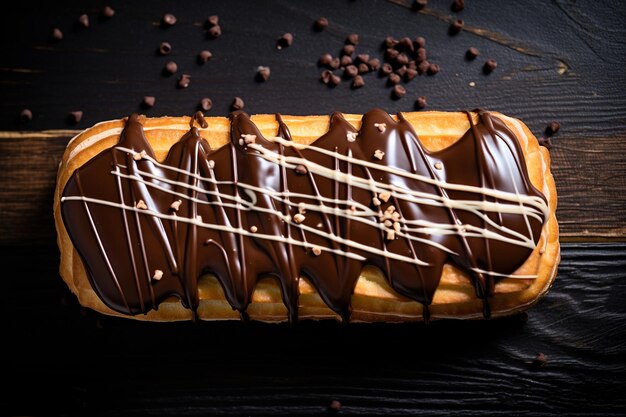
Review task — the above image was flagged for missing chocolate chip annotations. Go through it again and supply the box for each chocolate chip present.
[320,70,333,84]
[396,53,409,66]
[19,109,32,122]
[158,42,172,55]
[413,0,428,10]
[385,48,399,60]
[368,58,381,71]
[198,50,213,64]
[231,97,245,110]
[352,75,365,89]
[319,53,333,66]
[346,33,359,45]
[207,15,219,26]
[208,25,222,38]
[277,33,293,49]
[392,85,406,99]
[314,17,328,31]
[51,28,63,41]
[415,96,427,109]
[466,47,480,60]
[77,14,89,28]
[483,58,497,74]
[344,65,358,78]
[199,98,213,111]
[396,65,407,77]
[163,61,178,75]
[451,0,465,12]
[449,19,464,35]
[340,55,352,67]
[384,36,398,48]
[417,47,427,63]
[405,68,418,81]
[102,6,115,19]
[417,60,430,75]
[427,63,440,75]
[358,63,369,74]
[162,13,177,27]
[545,121,561,136]
[355,54,370,64]
[399,37,414,52]
[329,58,340,69]
[531,353,548,369]
[414,36,426,49]
[329,73,341,86]
[388,73,401,85]
[295,164,308,175]
[142,96,156,108]
[537,137,553,150]
[380,63,393,76]
[178,74,191,88]
[68,111,83,124]
[256,66,271,81]
[328,400,342,413]
[342,44,355,56]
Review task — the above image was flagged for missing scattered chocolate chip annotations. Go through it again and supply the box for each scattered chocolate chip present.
[256,66,271,81]
[162,13,177,27]
[417,47,427,63]
[415,96,427,109]
[396,65,407,77]
[77,14,89,28]
[163,61,178,75]
[399,37,414,52]
[545,121,561,136]
[413,0,428,10]
[277,33,293,49]
[320,70,333,84]
[328,400,342,412]
[314,17,328,31]
[417,60,430,75]
[427,63,440,75]
[178,74,191,88]
[342,44,355,56]
[449,19,464,35]
[451,0,465,12]
[199,97,213,111]
[355,54,369,64]
[368,58,381,71]
[142,96,156,108]
[352,75,365,89]
[483,58,497,74]
[295,164,308,174]
[414,36,426,49]
[344,65,358,78]
[384,36,398,48]
[358,63,369,74]
[207,15,219,26]
[392,85,406,99]
[531,353,548,369]
[158,42,172,55]
[19,109,32,122]
[388,73,401,85]
[346,33,359,45]
[198,50,213,64]
[405,67,418,81]
[231,97,245,110]
[396,53,410,66]
[102,6,115,19]
[466,47,480,60]
[385,48,399,60]
[51,28,63,41]
[329,57,340,69]
[380,63,393,76]
[319,53,333,66]
[208,25,222,38]
[68,111,83,124]
[340,55,353,67]
[537,137,553,150]
[329,73,341,86]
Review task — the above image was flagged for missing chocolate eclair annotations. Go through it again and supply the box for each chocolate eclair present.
[54,109,559,322]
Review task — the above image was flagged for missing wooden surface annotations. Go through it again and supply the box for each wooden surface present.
[2,0,626,415]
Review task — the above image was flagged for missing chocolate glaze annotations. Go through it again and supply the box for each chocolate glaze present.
[61,109,547,321]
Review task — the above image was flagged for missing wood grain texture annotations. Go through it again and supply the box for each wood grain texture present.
[5,243,626,416]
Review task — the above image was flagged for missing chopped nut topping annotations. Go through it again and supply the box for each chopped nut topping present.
[298,202,307,214]
[374,122,387,133]
[385,205,396,214]
[153,270,163,281]
[133,150,148,161]
[386,230,396,241]
[250,225,258,233]
[373,149,385,160]
[241,134,257,144]
[434,162,443,170]
[393,221,401,232]
[136,200,148,209]
[391,211,401,221]
[378,191,391,202]
[383,219,393,228]
[372,197,381,206]
[312,246,322,256]
[293,213,306,224]
[208,160,215,169]
[169,200,182,211]
[346,131,358,142]
[238,139,244,146]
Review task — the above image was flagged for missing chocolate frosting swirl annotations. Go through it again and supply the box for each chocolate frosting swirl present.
[61,109,547,321]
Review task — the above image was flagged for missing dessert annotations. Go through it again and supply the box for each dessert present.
[54,109,559,322]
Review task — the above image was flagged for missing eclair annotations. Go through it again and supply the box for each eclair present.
[54,109,559,322]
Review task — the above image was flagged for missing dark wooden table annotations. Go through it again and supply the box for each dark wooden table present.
[3,1,626,415]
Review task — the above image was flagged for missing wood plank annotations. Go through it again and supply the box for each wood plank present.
[5,243,626,415]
